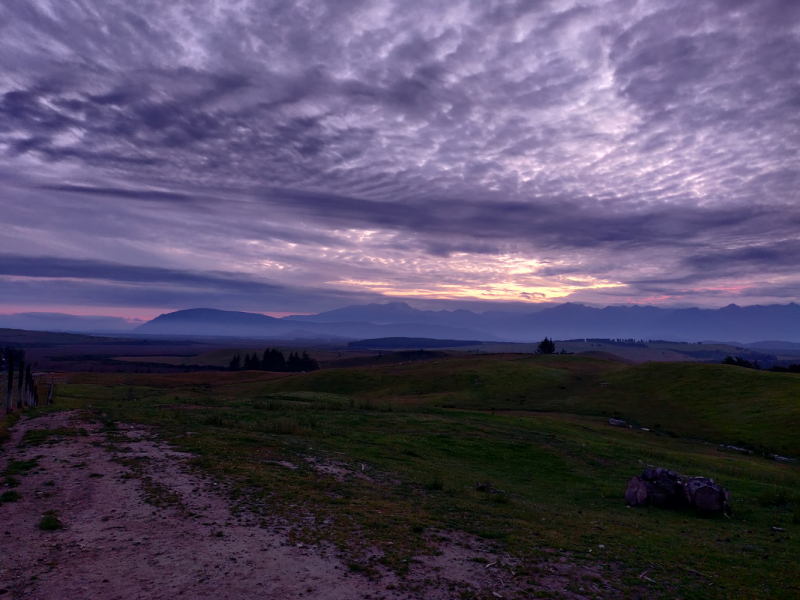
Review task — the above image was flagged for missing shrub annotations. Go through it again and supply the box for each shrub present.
[38,510,63,531]
[0,490,22,503]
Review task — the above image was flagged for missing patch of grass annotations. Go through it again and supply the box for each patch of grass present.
[0,411,21,448]
[759,487,796,507]
[423,474,444,491]
[2,458,40,476]
[22,427,88,446]
[38,510,62,531]
[0,490,22,503]
[204,413,226,427]
[4,475,20,488]
[141,476,184,510]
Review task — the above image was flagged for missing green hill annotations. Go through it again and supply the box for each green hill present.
[25,354,800,599]
[255,354,800,457]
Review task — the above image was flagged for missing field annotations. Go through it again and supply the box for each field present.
[6,353,799,598]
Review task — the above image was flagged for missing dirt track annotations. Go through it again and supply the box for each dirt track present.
[0,412,607,599]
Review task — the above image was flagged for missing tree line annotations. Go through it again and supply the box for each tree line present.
[2,346,54,414]
[228,348,319,372]
[722,355,800,373]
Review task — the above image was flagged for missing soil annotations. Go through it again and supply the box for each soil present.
[0,411,611,599]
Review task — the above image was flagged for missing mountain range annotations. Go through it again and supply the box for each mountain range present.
[131,301,800,343]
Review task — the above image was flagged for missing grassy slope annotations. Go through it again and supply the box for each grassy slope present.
[18,355,800,599]
[256,354,800,457]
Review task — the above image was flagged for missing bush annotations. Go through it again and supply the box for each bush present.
[38,510,62,531]
[0,490,21,503]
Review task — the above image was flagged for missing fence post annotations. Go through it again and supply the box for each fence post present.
[17,360,24,409]
[24,365,32,408]
[5,353,12,415]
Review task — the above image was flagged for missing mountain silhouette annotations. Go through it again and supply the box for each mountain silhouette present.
[129,302,800,343]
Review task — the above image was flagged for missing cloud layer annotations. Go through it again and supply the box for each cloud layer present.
[1,0,799,314]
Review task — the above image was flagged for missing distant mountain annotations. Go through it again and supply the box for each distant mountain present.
[287,302,423,324]
[285,301,535,331]
[135,308,280,337]
[0,312,139,333]
[285,301,800,343]
[134,308,498,341]
[493,302,800,342]
[127,301,800,343]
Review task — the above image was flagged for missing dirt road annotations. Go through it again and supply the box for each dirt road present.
[0,411,605,599]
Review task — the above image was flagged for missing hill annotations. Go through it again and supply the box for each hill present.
[42,355,800,599]
[254,353,800,458]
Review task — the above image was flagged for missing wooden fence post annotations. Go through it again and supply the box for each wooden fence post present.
[17,360,24,409]
[5,353,12,415]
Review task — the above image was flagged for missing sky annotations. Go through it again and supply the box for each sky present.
[1,0,799,320]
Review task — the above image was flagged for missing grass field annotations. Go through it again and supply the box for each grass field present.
[10,353,800,598]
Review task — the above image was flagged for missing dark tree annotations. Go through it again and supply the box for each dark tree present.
[770,363,800,373]
[261,349,287,372]
[300,351,320,371]
[229,353,241,371]
[723,356,760,370]
[244,353,258,370]
[286,352,301,372]
[535,337,556,354]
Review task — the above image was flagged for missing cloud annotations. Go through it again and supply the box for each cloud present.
[0,254,375,312]
[0,0,799,313]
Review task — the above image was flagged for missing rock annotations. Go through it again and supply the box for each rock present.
[771,454,797,463]
[608,418,627,427]
[625,475,648,507]
[684,477,731,515]
[642,468,685,508]
[625,468,731,515]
